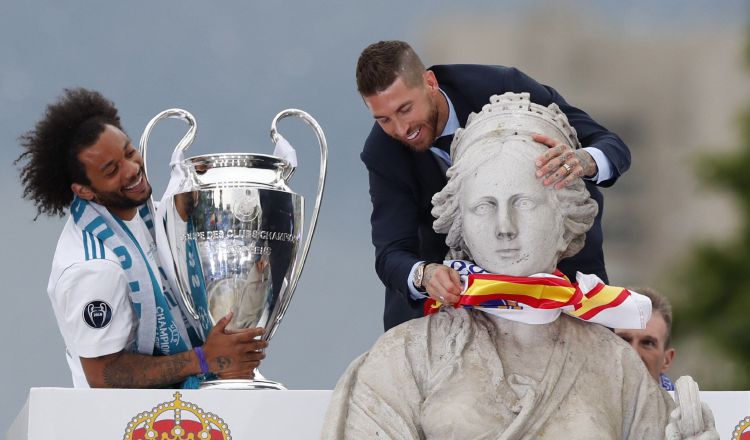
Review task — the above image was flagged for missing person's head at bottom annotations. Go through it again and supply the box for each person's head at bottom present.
[615,287,676,382]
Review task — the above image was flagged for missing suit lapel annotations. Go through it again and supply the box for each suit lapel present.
[412,68,473,206]
[437,79,473,126]
[412,150,447,204]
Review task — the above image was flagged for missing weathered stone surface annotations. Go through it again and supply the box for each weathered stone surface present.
[323,93,714,439]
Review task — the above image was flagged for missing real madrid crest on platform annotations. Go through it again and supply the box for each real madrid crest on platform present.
[83,300,112,329]
[733,415,750,440]
[123,392,231,440]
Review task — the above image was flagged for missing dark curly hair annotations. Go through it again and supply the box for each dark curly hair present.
[16,88,123,218]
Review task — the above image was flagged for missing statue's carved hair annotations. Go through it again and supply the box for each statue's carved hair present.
[432,93,598,263]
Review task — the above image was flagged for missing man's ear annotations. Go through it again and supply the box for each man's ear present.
[71,182,95,201]
[423,70,438,91]
[661,347,676,374]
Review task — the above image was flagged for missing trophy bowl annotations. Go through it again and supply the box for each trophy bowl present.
[140,109,327,390]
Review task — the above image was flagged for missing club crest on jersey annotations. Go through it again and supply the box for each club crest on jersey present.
[83,300,112,329]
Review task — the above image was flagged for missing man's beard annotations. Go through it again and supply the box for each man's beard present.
[404,97,440,152]
[91,183,152,211]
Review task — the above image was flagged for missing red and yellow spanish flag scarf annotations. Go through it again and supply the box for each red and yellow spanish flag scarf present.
[424,260,650,329]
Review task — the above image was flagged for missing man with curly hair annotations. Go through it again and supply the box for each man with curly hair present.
[17,88,267,388]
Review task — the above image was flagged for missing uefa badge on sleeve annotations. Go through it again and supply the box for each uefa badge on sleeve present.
[83,300,112,329]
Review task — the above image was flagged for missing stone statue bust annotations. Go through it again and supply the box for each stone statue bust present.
[322,93,716,440]
[432,94,596,277]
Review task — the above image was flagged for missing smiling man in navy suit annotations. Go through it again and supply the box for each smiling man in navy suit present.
[356,40,631,331]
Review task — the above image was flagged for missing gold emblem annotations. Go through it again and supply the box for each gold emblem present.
[123,392,231,440]
[733,415,750,440]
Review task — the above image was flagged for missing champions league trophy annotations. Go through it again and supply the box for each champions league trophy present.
[139,108,327,390]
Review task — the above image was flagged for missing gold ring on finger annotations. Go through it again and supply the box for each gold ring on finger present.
[562,163,572,173]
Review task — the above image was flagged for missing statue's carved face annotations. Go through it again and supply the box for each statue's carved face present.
[459,141,566,275]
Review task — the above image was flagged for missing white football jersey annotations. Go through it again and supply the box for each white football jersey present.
[47,216,155,388]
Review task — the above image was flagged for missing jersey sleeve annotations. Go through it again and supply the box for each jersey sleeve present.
[54,259,136,358]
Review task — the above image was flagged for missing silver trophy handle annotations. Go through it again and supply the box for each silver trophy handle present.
[139,109,197,178]
[267,109,328,337]
[139,108,201,321]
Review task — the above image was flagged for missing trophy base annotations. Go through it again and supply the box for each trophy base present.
[199,370,287,390]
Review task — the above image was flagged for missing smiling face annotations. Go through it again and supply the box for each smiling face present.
[363,72,446,152]
[72,124,152,219]
[459,142,566,275]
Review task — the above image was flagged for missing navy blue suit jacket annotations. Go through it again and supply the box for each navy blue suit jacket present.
[361,64,630,331]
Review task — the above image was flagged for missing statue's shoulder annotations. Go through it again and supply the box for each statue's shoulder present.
[562,316,671,391]
[424,307,482,339]
[562,315,634,353]
[371,308,480,359]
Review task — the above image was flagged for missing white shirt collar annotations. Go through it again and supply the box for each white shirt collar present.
[438,88,460,137]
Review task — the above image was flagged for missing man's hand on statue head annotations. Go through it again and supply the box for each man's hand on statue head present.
[202,311,268,380]
[533,134,597,189]
[424,263,462,305]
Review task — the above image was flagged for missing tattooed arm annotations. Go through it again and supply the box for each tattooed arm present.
[80,313,267,388]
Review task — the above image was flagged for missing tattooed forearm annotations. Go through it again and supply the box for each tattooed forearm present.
[102,351,193,388]
[575,150,597,177]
